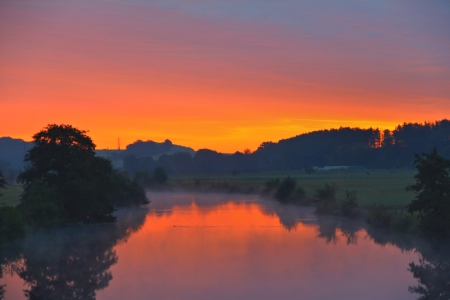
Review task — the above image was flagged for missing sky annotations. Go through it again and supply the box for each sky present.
[1,0,449,152]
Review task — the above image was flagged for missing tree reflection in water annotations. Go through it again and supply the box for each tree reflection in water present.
[264,198,450,299]
[314,215,450,299]
[0,207,148,300]
[408,244,450,300]
[1,195,450,299]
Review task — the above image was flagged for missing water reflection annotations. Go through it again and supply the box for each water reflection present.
[0,207,148,300]
[407,244,450,300]
[0,193,449,299]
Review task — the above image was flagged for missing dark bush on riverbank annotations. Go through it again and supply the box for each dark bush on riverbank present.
[275,177,297,202]
[339,191,359,218]
[0,206,26,243]
[314,183,339,215]
[367,205,417,233]
[109,171,149,207]
[263,178,280,194]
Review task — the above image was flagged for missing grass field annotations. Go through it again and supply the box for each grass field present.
[170,169,417,207]
[0,185,22,207]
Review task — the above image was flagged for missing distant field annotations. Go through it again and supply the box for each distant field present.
[0,185,22,207]
[170,169,417,207]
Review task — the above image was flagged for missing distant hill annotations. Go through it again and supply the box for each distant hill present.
[95,139,196,169]
[125,139,195,158]
[0,137,33,177]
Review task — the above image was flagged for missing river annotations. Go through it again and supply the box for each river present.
[1,192,447,299]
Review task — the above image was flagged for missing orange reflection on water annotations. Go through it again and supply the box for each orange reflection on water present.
[96,194,418,300]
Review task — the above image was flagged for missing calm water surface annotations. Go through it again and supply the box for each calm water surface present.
[0,193,445,299]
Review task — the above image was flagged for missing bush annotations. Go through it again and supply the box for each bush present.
[153,167,168,184]
[315,183,339,215]
[340,190,359,218]
[110,171,149,207]
[367,205,418,233]
[263,178,280,194]
[290,187,307,204]
[367,205,392,228]
[274,177,296,203]
[0,206,26,243]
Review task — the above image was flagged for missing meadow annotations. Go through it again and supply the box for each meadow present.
[170,169,417,207]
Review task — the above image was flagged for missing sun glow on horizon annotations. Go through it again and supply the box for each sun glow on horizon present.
[1,0,449,152]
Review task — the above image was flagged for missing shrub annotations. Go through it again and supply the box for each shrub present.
[315,183,339,215]
[289,187,307,204]
[367,205,392,228]
[0,206,26,243]
[340,190,359,218]
[263,178,280,194]
[274,177,297,203]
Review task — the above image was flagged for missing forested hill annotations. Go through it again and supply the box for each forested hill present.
[0,137,32,179]
[123,119,450,174]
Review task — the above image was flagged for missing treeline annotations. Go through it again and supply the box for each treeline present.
[123,119,450,174]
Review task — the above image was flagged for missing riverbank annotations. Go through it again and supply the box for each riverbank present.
[167,168,415,207]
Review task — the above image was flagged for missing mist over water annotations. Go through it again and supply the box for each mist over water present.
[0,193,446,299]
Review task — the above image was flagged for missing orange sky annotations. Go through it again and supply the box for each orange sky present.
[1,0,449,152]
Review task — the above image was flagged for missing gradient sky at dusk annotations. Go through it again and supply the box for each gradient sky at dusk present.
[1,0,449,152]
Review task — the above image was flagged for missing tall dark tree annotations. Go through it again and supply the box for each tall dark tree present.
[407,148,450,238]
[17,124,139,226]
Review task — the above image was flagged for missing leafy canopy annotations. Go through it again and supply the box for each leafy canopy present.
[0,170,6,196]
[17,124,147,226]
[407,148,450,238]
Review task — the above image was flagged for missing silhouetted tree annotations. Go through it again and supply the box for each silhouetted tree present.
[17,124,147,226]
[407,148,450,238]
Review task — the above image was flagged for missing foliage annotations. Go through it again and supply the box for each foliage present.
[153,166,168,184]
[407,148,450,238]
[134,170,153,186]
[408,244,450,300]
[17,124,148,227]
[263,178,280,194]
[0,170,5,197]
[274,177,296,203]
[124,119,450,174]
[134,167,168,187]
[339,190,359,218]
[109,171,149,207]
[314,183,339,215]
[367,205,417,232]
[0,206,26,243]
[366,205,393,228]
[289,187,307,204]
